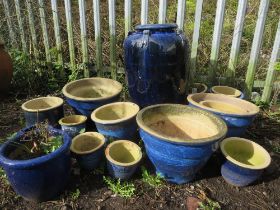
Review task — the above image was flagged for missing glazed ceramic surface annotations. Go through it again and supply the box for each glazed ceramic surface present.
[124,24,189,107]
[0,126,71,202]
[21,96,64,127]
[91,102,139,141]
[105,140,142,180]
[62,77,122,117]
[220,137,271,187]
[136,104,227,184]
[59,115,87,137]
[187,93,259,137]
[211,86,244,99]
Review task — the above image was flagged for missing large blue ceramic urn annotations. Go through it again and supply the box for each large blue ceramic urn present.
[124,24,189,107]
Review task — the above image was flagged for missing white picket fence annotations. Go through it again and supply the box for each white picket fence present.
[1,0,280,102]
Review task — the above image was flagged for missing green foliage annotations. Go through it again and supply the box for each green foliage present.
[275,62,280,72]
[103,176,135,198]
[79,128,86,134]
[0,167,9,185]
[141,166,163,188]
[70,188,80,200]
[255,100,270,109]
[199,198,221,210]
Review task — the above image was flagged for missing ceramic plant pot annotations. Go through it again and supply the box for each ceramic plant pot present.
[62,77,123,117]
[0,126,71,202]
[187,93,259,137]
[211,86,244,99]
[21,96,64,127]
[136,104,227,184]
[70,132,105,170]
[189,83,208,94]
[220,137,271,187]
[0,40,13,94]
[91,102,140,142]
[59,115,87,137]
[105,140,142,180]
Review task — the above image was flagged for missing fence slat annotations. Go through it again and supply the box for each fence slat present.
[78,0,89,77]
[25,0,39,58]
[261,19,280,102]
[51,0,63,65]
[14,0,27,53]
[176,0,186,30]
[38,0,51,62]
[2,0,16,47]
[226,0,247,83]
[125,0,132,36]
[244,0,270,98]
[190,0,203,82]
[208,0,226,84]
[159,0,167,24]
[64,0,75,69]
[141,0,148,24]
[109,0,117,79]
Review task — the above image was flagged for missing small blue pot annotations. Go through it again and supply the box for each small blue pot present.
[105,140,142,180]
[71,132,105,170]
[62,77,122,117]
[21,96,64,127]
[211,86,244,99]
[59,115,87,137]
[136,104,227,184]
[0,126,71,202]
[187,93,259,137]
[220,137,271,187]
[91,102,140,142]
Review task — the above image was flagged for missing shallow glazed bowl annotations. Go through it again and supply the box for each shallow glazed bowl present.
[59,115,87,137]
[70,132,105,170]
[136,104,227,184]
[62,77,122,117]
[105,140,142,180]
[189,83,208,94]
[21,96,64,127]
[220,137,271,187]
[187,93,259,137]
[91,102,140,142]
[211,86,244,99]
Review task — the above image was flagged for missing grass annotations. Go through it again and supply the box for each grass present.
[70,188,80,200]
[103,176,135,198]
[199,198,221,210]
[141,166,163,188]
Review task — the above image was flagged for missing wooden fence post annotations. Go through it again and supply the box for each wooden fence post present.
[108,0,117,79]
[141,0,148,25]
[124,0,132,36]
[176,0,186,30]
[159,0,167,24]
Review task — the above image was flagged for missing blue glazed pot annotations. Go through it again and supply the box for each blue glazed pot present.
[124,24,190,107]
[136,104,227,184]
[220,137,271,187]
[70,132,105,170]
[0,126,71,202]
[62,77,122,117]
[59,115,87,138]
[105,140,142,180]
[21,96,64,127]
[211,86,244,99]
[91,102,140,142]
[187,93,259,137]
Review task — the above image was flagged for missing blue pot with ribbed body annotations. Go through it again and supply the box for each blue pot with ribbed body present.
[124,24,189,107]
[136,104,227,184]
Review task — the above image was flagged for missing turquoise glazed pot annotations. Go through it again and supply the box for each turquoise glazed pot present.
[187,93,259,137]
[0,126,71,202]
[220,137,271,187]
[59,115,87,138]
[105,140,142,180]
[70,132,105,170]
[136,104,227,184]
[211,86,244,99]
[62,77,122,117]
[91,102,140,142]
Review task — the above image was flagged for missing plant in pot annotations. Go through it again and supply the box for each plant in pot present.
[0,121,71,202]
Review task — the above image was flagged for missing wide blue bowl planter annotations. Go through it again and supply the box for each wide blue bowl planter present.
[105,140,142,180]
[91,102,140,142]
[187,93,259,137]
[0,126,71,202]
[62,77,122,117]
[136,104,227,184]
[210,86,244,99]
[59,115,87,138]
[220,137,271,187]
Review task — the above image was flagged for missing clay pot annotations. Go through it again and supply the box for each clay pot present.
[59,115,87,137]
[211,86,244,99]
[189,83,208,94]
[0,41,13,94]
[220,137,271,187]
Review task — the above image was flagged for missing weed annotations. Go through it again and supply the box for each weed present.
[70,188,80,200]
[272,146,280,154]
[103,176,135,198]
[79,128,86,134]
[199,198,221,210]
[141,166,163,188]
[0,167,9,185]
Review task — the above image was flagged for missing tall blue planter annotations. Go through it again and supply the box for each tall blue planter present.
[124,24,189,107]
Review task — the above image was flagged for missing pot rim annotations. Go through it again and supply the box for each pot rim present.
[220,137,271,170]
[0,126,71,169]
[62,77,122,102]
[191,83,208,93]
[135,23,177,30]
[136,104,227,144]
[59,115,87,126]
[187,93,260,116]
[105,140,142,167]
[70,132,105,155]
[91,102,140,125]
[211,85,241,97]
[21,96,63,112]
